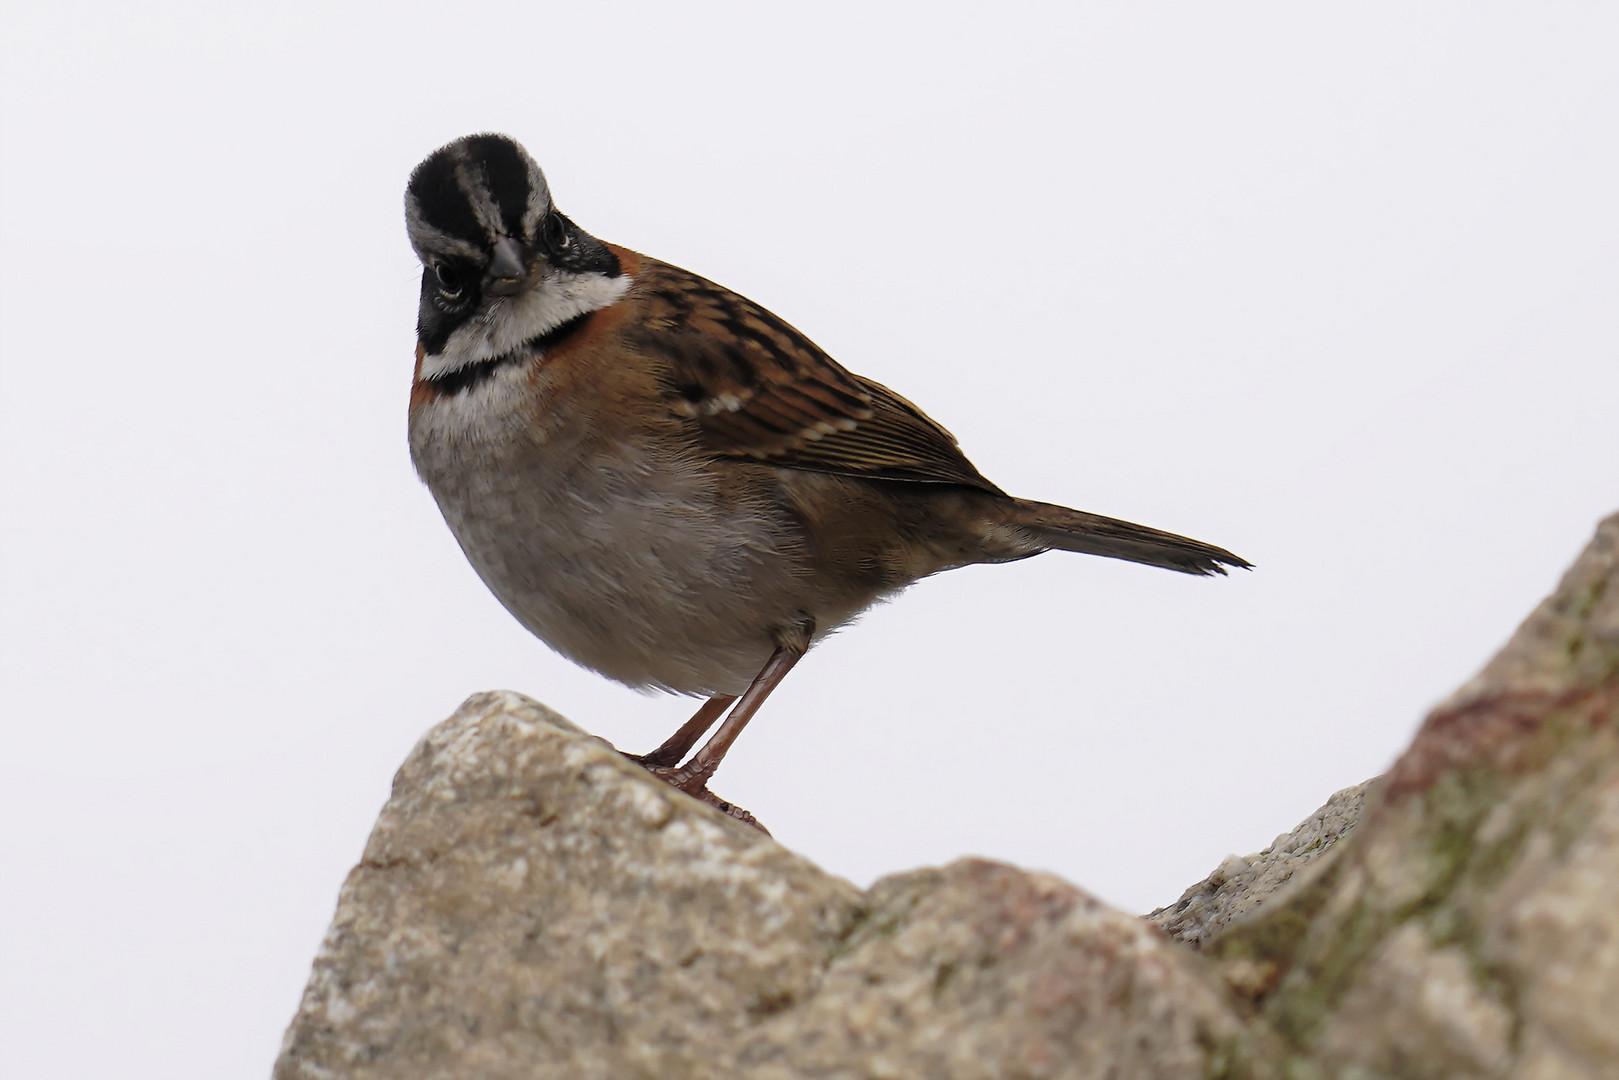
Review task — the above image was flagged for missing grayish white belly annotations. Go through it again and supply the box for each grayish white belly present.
[408,364,809,696]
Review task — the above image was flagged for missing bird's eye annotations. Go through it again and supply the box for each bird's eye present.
[433,261,465,297]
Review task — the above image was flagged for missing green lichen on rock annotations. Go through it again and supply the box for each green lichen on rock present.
[1197,513,1619,1078]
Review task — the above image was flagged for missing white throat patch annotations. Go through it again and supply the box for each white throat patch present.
[421,270,633,380]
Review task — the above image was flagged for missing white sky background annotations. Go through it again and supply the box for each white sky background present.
[3,2,1617,1076]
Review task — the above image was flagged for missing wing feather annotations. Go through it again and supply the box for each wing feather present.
[630,259,1001,492]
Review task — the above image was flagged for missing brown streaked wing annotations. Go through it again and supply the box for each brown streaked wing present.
[766,376,1003,490]
[632,259,1001,492]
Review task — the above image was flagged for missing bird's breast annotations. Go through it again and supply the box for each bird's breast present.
[407,363,811,695]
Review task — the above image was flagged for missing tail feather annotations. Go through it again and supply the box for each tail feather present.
[1009,498,1251,576]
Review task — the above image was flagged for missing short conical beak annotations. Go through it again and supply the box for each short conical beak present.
[483,236,528,296]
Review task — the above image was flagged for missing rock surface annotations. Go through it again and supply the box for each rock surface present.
[273,693,1257,1080]
[277,512,1619,1080]
[1209,510,1619,1079]
[1148,780,1375,950]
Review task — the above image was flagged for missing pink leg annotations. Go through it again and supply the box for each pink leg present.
[628,695,735,769]
[670,644,804,794]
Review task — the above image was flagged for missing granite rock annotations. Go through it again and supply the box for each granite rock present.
[1210,511,1619,1078]
[1149,780,1375,950]
[278,511,1619,1079]
[274,693,1257,1079]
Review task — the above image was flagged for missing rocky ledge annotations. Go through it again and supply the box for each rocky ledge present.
[276,512,1619,1079]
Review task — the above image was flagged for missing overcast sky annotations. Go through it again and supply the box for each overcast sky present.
[4,3,1617,1077]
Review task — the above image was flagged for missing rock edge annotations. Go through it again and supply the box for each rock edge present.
[277,511,1619,1079]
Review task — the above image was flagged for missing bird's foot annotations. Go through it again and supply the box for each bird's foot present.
[628,757,770,835]
[624,746,683,769]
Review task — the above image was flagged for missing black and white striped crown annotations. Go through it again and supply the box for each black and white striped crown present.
[405,133,552,261]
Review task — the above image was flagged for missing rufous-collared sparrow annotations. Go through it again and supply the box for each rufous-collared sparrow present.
[405,133,1248,826]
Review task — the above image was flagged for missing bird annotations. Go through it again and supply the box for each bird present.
[405,133,1248,824]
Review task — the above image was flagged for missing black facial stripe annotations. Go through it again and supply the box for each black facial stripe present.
[407,152,485,246]
[423,309,595,397]
[415,268,474,354]
[549,217,622,277]
[462,134,535,241]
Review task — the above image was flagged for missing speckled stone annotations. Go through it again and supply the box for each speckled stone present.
[274,693,1255,1080]
[278,510,1619,1080]
[1148,781,1375,950]
[1211,511,1619,1079]
[273,693,862,1080]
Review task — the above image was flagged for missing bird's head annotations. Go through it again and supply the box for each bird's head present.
[405,133,627,378]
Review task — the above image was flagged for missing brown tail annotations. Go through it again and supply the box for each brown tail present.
[1008,498,1250,576]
